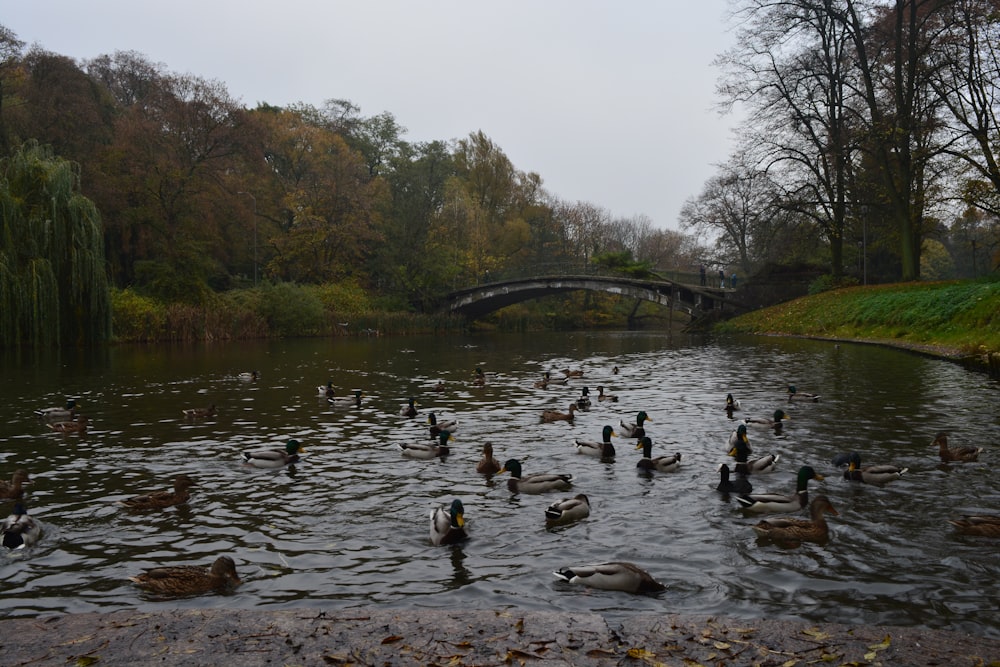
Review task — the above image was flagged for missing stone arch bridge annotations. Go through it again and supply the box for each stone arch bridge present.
[445,275,742,320]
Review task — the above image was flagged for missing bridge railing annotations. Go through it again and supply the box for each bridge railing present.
[467,262,702,288]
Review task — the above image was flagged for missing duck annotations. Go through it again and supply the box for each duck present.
[553,562,665,594]
[932,432,983,463]
[129,555,242,597]
[472,367,486,386]
[728,424,752,476]
[544,494,591,523]
[500,458,573,494]
[787,385,820,402]
[120,475,195,511]
[182,404,216,418]
[575,387,592,411]
[47,415,89,434]
[843,452,907,485]
[329,389,364,409]
[743,409,790,429]
[562,368,584,378]
[596,386,618,402]
[752,495,839,544]
[635,436,681,473]
[430,499,468,545]
[746,453,781,474]
[716,464,752,494]
[949,514,1000,537]
[724,393,741,412]
[1,502,42,550]
[432,380,446,392]
[400,397,418,418]
[476,442,501,475]
[398,431,452,460]
[317,381,335,398]
[574,425,616,458]
[34,398,77,421]
[735,465,824,514]
[0,469,31,500]
[831,452,854,468]
[238,371,260,382]
[612,365,620,375]
[427,412,458,438]
[241,439,304,468]
[541,404,577,423]
[619,411,651,438]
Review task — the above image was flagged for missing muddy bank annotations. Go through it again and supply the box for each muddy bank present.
[1,608,998,666]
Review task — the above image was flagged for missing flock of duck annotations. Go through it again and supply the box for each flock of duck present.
[4,368,996,600]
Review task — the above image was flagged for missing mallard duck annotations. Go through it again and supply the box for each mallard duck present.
[399,431,452,460]
[933,432,982,463]
[47,415,89,434]
[619,411,650,438]
[949,514,1000,537]
[724,393,741,412]
[596,386,618,402]
[432,380,446,392]
[242,439,304,468]
[612,365,620,375]
[34,398,77,421]
[130,555,242,596]
[635,436,681,472]
[544,494,591,523]
[500,458,573,494]
[746,453,780,474]
[430,499,468,545]
[743,410,790,428]
[553,562,665,594]
[317,381,335,398]
[0,469,31,500]
[400,397,418,418]
[752,494,839,544]
[787,385,820,402]
[427,412,458,438]
[574,425,616,458]
[238,371,260,382]
[476,442,501,475]
[728,424,752,476]
[831,452,854,468]
[182,404,216,418]
[541,404,577,423]
[472,367,486,386]
[716,464,752,494]
[120,475,195,511]
[1,502,41,550]
[329,389,363,409]
[843,452,907,485]
[575,387,592,411]
[562,368,584,378]
[736,465,824,514]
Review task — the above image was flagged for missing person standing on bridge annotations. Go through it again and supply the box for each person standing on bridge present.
[719,269,725,289]
[699,264,706,286]
[731,272,737,289]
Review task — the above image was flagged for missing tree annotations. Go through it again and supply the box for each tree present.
[0,141,111,345]
[0,24,25,154]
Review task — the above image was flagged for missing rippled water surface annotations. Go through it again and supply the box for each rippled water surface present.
[1,332,998,638]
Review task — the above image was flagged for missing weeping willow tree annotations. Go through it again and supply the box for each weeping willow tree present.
[0,141,111,346]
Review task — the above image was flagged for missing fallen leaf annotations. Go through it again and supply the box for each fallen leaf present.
[381,635,403,644]
[75,657,100,667]
[802,627,831,641]
[627,647,656,659]
[714,641,731,650]
[868,635,891,651]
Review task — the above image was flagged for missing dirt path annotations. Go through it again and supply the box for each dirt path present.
[1,609,998,666]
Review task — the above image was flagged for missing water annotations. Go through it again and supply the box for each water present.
[1,332,998,638]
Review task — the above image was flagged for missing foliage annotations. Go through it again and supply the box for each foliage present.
[807,274,859,295]
[0,140,111,346]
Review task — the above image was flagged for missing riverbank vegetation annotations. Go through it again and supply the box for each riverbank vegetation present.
[1,7,1000,346]
[716,277,1000,375]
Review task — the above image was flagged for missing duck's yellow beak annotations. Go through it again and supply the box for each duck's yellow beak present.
[814,472,825,480]
[455,513,465,528]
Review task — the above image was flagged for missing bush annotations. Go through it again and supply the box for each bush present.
[808,274,860,295]
[110,288,166,342]
[256,282,326,336]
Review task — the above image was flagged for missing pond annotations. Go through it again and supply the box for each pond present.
[1,331,998,638]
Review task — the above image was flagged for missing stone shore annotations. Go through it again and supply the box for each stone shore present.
[1,608,999,666]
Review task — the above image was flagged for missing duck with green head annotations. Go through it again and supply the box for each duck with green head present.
[242,439,304,468]
[400,397,418,418]
[329,389,364,409]
[544,494,591,524]
[399,431,452,460]
[743,409,790,429]
[736,465,824,514]
[635,436,681,473]
[500,458,573,494]
[843,452,907,485]
[553,562,665,594]
[1,502,41,550]
[574,425,616,458]
[787,385,820,402]
[619,411,650,438]
[430,499,468,545]
[34,398,77,421]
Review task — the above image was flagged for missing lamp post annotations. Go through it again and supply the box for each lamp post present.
[238,191,257,286]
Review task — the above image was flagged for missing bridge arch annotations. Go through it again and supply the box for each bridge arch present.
[445,275,735,320]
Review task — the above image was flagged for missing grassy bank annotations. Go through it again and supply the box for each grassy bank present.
[716,277,1000,374]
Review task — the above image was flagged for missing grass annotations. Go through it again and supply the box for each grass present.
[716,277,1000,362]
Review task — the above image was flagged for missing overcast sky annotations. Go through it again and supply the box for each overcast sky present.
[6,1,741,231]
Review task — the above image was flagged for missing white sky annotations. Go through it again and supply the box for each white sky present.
[5,1,740,231]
